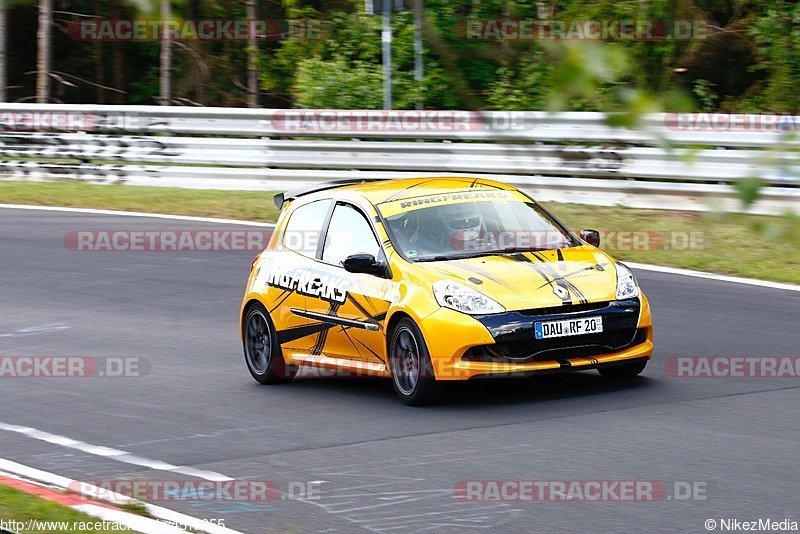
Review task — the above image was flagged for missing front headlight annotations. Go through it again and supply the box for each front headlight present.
[615,262,640,300]
[432,280,505,315]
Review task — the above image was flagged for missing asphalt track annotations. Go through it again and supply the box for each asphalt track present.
[1,207,799,533]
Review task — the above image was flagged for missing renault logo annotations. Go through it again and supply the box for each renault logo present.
[553,285,569,299]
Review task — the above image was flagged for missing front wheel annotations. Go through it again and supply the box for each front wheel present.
[243,302,297,384]
[389,318,441,406]
[598,360,647,379]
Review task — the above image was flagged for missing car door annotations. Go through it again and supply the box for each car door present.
[260,198,333,353]
[302,201,391,366]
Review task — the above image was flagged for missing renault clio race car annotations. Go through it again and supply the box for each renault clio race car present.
[241,177,653,405]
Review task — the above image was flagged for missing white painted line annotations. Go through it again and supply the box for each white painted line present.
[0,204,276,228]
[2,203,798,293]
[0,458,244,534]
[0,459,76,492]
[0,421,233,482]
[627,262,800,292]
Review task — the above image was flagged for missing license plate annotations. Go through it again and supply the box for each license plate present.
[534,316,603,340]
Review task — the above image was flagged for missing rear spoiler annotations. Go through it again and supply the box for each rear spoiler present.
[273,178,389,210]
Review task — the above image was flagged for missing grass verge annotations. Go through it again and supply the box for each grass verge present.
[0,181,280,223]
[1,181,798,284]
[0,483,131,533]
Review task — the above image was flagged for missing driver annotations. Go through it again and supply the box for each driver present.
[440,202,485,253]
[396,210,441,258]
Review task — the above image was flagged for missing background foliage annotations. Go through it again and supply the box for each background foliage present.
[4,0,798,111]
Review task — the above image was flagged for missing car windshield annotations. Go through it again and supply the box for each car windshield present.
[378,191,577,262]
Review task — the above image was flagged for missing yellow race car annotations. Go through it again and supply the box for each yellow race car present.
[241,177,653,405]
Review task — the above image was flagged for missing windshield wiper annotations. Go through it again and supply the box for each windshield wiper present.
[414,255,456,262]
[414,247,553,262]
[489,246,550,255]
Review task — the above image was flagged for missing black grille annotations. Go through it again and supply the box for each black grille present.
[517,301,609,316]
[465,328,648,363]
[467,299,644,362]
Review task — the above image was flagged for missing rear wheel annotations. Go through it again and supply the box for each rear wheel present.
[243,302,297,384]
[389,318,441,406]
[598,360,647,379]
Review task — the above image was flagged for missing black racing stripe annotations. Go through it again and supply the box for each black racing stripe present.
[504,251,592,304]
[506,252,553,285]
[561,264,599,280]
[536,266,594,302]
[509,252,535,263]
[474,180,505,190]
[346,295,388,327]
[269,290,293,313]
[507,251,584,304]
[292,309,380,330]
[452,261,527,297]
[311,329,328,355]
[529,250,549,264]
[361,295,380,313]
[562,280,588,304]
[550,273,588,304]
[527,251,589,303]
[276,322,332,345]
[311,302,342,355]
[355,338,384,364]
[381,179,438,202]
[340,327,364,358]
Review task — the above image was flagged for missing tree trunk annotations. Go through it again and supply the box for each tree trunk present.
[413,0,423,109]
[0,0,7,102]
[112,0,124,104]
[159,0,171,105]
[36,0,51,103]
[245,0,257,107]
[187,0,204,105]
[94,0,105,103]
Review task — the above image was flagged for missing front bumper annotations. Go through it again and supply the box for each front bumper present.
[418,296,653,380]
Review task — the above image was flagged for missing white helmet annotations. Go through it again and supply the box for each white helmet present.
[442,203,483,242]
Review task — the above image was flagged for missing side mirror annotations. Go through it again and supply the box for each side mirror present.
[342,254,388,277]
[580,229,601,247]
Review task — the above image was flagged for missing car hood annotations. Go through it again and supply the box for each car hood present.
[419,246,619,311]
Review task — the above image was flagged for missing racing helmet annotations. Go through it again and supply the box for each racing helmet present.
[441,202,483,242]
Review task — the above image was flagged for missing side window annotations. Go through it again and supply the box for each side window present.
[282,199,332,257]
[322,204,381,266]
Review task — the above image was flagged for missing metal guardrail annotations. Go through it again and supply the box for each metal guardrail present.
[0,105,798,214]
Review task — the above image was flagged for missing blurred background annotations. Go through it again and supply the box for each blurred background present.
[0,0,796,112]
[0,0,797,283]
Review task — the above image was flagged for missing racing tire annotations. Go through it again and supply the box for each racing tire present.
[389,318,441,406]
[243,302,298,384]
[597,360,647,379]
